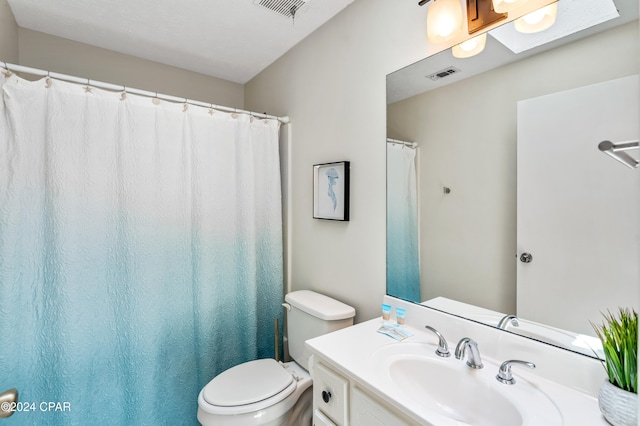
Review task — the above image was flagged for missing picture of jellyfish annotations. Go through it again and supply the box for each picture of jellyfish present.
[313,161,349,221]
[325,167,340,211]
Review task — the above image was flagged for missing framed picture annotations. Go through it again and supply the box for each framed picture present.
[313,161,350,221]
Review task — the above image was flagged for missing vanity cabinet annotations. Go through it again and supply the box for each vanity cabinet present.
[350,387,413,426]
[312,359,415,426]
[307,312,607,425]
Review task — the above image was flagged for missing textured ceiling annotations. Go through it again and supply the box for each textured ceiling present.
[7,0,355,83]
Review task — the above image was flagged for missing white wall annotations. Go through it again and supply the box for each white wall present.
[245,0,432,322]
[387,21,639,315]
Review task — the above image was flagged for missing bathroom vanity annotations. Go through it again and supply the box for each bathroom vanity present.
[306,296,609,426]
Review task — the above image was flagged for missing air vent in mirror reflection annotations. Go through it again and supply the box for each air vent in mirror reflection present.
[427,67,461,81]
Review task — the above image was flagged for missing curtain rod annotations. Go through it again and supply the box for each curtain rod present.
[387,138,417,147]
[1,61,290,124]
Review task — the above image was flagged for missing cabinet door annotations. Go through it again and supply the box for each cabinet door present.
[350,387,414,426]
[313,363,349,426]
[313,409,338,426]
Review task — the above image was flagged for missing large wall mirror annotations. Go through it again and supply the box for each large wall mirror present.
[386,0,639,359]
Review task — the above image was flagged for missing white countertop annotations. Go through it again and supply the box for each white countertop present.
[306,308,608,426]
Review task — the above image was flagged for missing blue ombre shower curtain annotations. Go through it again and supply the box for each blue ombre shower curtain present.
[387,143,420,303]
[0,71,283,425]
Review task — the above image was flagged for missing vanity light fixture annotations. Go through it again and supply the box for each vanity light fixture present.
[420,0,507,43]
[514,2,558,33]
[452,32,487,58]
[423,0,464,44]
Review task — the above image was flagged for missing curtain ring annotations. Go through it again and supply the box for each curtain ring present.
[43,70,52,88]
[0,62,10,77]
[1,62,12,77]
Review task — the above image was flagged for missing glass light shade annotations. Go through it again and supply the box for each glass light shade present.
[514,3,558,33]
[451,33,487,58]
[492,0,529,13]
[427,0,464,44]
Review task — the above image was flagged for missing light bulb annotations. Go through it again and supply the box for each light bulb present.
[452,33,487,58]
[514,3,558,33]
[427,0,464,44]
[492,0,529,13]
[523,9,545,24]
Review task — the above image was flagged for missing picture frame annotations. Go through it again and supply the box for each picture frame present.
[313,161,350,221]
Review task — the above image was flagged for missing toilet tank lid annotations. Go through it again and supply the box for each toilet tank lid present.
[285,290,355,321]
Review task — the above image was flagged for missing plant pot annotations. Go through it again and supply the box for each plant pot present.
[598,380,638,426]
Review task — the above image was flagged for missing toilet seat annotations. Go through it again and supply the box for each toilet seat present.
[200,358,297,415]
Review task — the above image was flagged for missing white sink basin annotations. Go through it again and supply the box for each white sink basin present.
[390,357,522,425]
[369,342,563,425]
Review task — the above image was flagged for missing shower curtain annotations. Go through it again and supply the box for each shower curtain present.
[0,71,283,425]
[387,143,420,303]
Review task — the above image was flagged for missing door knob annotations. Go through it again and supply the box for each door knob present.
[0,388,18,418]
[519,253,533,263]
[321,390,332,403]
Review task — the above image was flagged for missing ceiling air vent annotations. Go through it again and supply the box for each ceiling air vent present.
[255,0,307,18]
[427,66,461,81]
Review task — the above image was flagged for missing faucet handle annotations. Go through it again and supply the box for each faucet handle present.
[424,325,450,357]
[496,360,536,385]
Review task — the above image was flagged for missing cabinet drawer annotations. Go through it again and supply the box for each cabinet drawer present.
[313,363,349,426]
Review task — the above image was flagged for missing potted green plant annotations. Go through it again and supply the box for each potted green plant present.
[592,308,638,426]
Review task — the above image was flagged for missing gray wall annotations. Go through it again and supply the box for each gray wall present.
[16,28,244,108]
[0,4,243,110]
[5,0,634,326]
[387,21,639,314]
[245,0,432,322]
[0,0,18,63]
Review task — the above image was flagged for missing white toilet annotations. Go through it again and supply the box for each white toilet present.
[197,290,356,426]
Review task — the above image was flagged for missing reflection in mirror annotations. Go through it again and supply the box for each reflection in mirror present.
[387,139,421,303]
[386,0,639,358]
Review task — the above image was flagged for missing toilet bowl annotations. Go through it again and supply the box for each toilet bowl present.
[197,359,312,426]
[197,290,355,426]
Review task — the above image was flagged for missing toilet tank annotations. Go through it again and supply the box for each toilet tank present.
[285,290,355,371]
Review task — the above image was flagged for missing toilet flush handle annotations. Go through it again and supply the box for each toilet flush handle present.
[282,303,291,311]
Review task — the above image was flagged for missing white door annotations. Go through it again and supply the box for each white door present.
[516,75,639,336]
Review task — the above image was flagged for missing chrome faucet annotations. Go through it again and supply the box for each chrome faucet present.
[497,314,520,329]
[424,325,450,357]
[454,337,483,369]
[496,360,536,385]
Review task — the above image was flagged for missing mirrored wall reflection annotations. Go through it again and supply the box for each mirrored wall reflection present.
[386,140,420,303]
[386,0,639,359]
